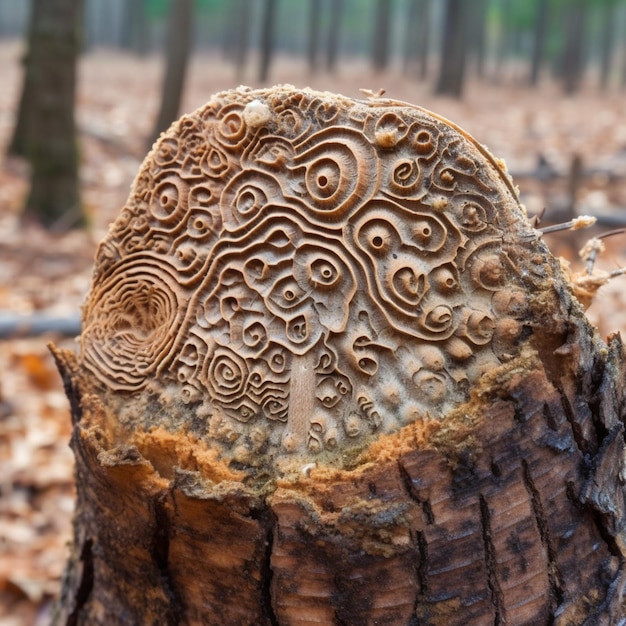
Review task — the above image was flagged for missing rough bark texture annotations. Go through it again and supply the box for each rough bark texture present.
[52,86,626,624]
[50,328,626,625]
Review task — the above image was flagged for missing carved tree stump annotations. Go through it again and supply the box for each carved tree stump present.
[52,87,626,625]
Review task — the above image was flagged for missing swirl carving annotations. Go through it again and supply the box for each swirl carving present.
[80,86,535,467]
[81,257,186,390]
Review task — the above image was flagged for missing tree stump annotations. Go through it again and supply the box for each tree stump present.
[51,86,626,625]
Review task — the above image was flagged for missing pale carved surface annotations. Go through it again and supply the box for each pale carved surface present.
[80,86,537,466]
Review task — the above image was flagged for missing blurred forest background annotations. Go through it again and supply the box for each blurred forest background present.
[2,0,626,624]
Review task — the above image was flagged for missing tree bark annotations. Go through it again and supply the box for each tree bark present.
[148,0,193,149]
[52,86,626,624]
[13,0,83,229]
[435,0,468,97]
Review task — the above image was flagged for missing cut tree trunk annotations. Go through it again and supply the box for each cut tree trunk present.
[52,86,626,625]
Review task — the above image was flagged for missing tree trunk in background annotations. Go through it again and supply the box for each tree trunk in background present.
[7,2,39,159]
[623,14,626,89]
[416,0,430,80]
[83,0,125,50]
[326,0,343,73]
[148,0,193,149]
[371,0,392,72]
[529,0,549,86]
[435,0,468,97]
[403,0,420,75]
[120,0,149,55]
[234,0,252,81]
[221,1,238,60]
[307,0,322,74]
[13,0,83,229]
[562,0,587,95]
[493,0,511,83]
[258,0,277,83]
[468,0,488,78]
[599,1,616,91]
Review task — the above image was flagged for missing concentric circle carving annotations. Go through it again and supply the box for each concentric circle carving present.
[81,257,186,390]
[81,86,535,466]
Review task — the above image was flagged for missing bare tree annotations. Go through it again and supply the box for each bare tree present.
[416,0,431,80]
[493,0,512,83]
[599,0,617,91]
[148,0,193,149]
[12,0,83,229]
[561,0,587,94]
[7,4,39,159]
[468,0,488,78]
[307,0,322,73]
[435,0,468,97]
[326,0,343,73]
[403,0,420,75]
[234,0,252,81]
[404,0,432,79]
[371,0,392,72]
[120,0,149,56]
[258,0,277,82]
[529,0,550,86]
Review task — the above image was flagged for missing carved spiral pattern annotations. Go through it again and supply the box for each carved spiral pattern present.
[81,86,534,465]
[81,258,186,390]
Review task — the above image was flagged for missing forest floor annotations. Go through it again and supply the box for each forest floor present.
[1,39,626,624]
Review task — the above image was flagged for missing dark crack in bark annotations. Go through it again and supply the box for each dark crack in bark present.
[521,459,564,611]
[479,494,506,626]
